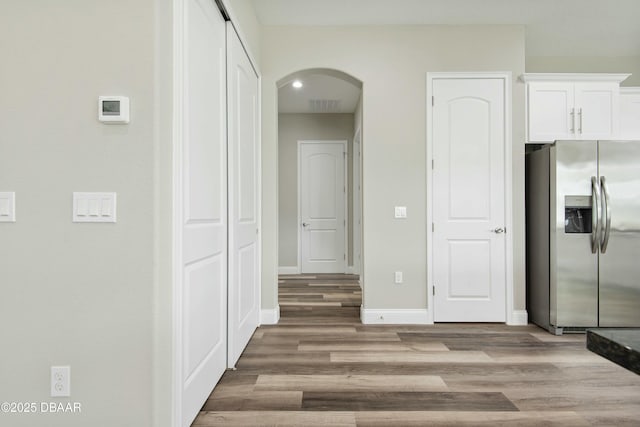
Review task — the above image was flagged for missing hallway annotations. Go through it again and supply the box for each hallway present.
[192,276,640,426]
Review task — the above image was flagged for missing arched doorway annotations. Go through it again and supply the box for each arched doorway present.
[276,68,364,323]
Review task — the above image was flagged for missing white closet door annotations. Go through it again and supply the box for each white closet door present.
[432,78,507,322]
[227,23,260,368]
[179,0,227,425]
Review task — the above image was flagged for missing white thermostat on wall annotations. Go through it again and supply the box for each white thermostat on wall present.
[98,96,130,124]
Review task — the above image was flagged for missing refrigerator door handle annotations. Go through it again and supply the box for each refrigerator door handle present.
[591,176,601,254]
[600,176,612,253]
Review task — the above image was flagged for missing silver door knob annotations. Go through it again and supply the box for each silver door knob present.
[492,227,505,234]
[302,222,309,227]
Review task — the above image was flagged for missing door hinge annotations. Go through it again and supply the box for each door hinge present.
[432,223,434,232]
[344,254,346,260]
[432,96,435,106]
[432,159,434,169]
[432,286,435,296]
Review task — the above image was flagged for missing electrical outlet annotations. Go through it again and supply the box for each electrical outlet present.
[394,271,403,284]
[51,366,70,397]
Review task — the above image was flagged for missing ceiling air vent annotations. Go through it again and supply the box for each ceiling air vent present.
[309,99,341,112]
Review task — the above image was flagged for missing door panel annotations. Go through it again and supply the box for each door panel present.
[575,83,618,139]
[551,141,598,328]
[300,142,346,273]
[528,82,574,142]
[448,240,491,298]
[432,78,506,322]
[184,256,224,374]
[180,0,227,425]
[598,140,640,327]
[448,99,491,219]
[620,90,640,139]
[227,23,260,367]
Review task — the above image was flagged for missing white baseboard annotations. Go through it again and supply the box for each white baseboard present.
[508,310,528,326]
[361,307,431,325]
[278,266,299,275]
[260,306,280,325]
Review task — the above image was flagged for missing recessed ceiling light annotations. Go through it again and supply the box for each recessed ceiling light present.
[292,80,303,89]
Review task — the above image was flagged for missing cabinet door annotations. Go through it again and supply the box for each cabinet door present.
[620,90,640,139]
[574,82,619,140]
[528,82,574,142]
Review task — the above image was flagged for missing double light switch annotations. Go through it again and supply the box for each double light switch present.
[394,206,407,219]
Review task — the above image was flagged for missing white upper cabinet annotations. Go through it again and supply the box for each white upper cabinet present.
[620,88,640,140]
[522,74,630,143]
[527,82,574,142]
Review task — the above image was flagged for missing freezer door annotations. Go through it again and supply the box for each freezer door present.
[598,140,640,327]
[552,140,599,328]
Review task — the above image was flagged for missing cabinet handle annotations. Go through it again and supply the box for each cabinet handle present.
[578,108,583,134]
[570,108,575,133]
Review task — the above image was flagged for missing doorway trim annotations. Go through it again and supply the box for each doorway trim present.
[297,140,348,274]
[425,72,517,325]
[351,128,362,275]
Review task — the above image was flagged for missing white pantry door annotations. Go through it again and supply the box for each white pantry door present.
[432,78,507,322]
[299,141,346,273]
[227,23,260,367]
[179,0,227,425]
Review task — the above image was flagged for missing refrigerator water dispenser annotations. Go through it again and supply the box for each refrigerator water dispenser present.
[564,195,592,234]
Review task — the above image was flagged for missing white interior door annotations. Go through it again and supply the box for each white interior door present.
[227,23,260,367]
[179,1,227,425]
[432,78,507,322]
[299,141,346,274]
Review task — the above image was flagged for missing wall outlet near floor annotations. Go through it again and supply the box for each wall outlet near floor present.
[394,271,403,284]
[51,366,70,397]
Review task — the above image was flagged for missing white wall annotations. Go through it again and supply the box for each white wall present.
[278,113,355,268]
[261,25,527,315]
[0,1,264,426]
[0,1,157,425]
[526,56,640,86]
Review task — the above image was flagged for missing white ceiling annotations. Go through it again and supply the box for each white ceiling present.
[268,0,640,114]
[252,0,640,57]
[278,72,362,114]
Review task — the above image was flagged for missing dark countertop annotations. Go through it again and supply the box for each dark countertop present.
[587,329,640,375]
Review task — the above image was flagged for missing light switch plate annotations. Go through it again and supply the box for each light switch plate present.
[394,206,407,219]
[0,192,16,222]
[394,271,403,284]
[73,192,117,223]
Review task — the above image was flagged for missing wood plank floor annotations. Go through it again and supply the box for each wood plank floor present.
[193,274,640,426]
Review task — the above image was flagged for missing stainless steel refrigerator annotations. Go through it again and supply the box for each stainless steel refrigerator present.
[526,140,640,334]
